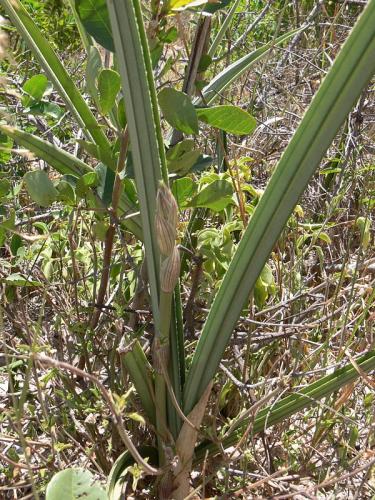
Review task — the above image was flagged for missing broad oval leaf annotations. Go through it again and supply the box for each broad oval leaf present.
[171,177,196,208]
[22,74,48,107]
[196,105,256,135]
[46,468,106,500]
[23,170,58,207]
[98,69,121,115]
[188,179,233,212]
[76,0,114,52]
[158,88,198,135]
[166,139,201,175]
[0,179,11,198]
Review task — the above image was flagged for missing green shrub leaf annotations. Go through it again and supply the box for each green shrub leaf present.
[22,74,48,107]
[76,0,114,52]
[188,179,233,212]
[46,468,107,500]
[23,170,58,207]
[196,105,256,135]
[158,88,198,135]
[98,69,121,115]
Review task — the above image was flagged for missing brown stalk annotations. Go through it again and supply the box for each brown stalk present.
[90,128,129,330]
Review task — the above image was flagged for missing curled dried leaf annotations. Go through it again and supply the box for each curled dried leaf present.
[160,246,180,293]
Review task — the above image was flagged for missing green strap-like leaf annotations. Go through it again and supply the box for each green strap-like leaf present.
[183,0,375,414]
[194,351,375,463]
[0,124,142,238]
[197,28,301,106]
[107,0,167,326]
[0,125,92,177]
[0,0,109,150]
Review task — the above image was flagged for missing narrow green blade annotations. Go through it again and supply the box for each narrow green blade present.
[0,0,108,149]
[194,351,375,462]
[198,28,301,105]
[107,0,166,325]
[0,125,92,177]
[184,0,375,413]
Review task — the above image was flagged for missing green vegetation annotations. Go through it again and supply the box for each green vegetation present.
[0,0,374,498]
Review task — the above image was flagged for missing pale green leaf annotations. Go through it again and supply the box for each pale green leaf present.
[196,105,256,135]
[98,69,121,115]
[23,170,58,207]
[46,468,106,500]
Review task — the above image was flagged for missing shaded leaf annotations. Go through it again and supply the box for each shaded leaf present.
[171,177,196,208]
[188,179,233,212]
[167,139,201,175]
[23,170,58,207]
[76,0,114,52]
[158,88,198,135]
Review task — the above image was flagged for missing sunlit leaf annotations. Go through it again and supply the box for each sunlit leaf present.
[196,105,256,135]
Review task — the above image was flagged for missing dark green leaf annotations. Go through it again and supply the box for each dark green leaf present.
[10,234,23,256]
[203,0,232,13]
[158,88,198,135]
[75,0,114,52]
[117,97,126,129]
[0,179,11,199]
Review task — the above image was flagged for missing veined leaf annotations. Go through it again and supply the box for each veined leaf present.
[98,69,121,115]
[196,105,256,135]
[75,0,114,52]
[158,88,198,135]
[183,0,375,414]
